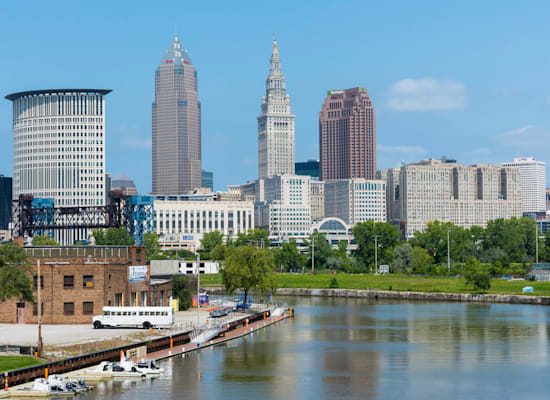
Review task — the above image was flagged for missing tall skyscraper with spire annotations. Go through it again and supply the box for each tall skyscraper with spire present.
[152,34,201,194]
[257,39,295,179]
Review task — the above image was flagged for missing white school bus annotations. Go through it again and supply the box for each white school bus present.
[92,306,174,329]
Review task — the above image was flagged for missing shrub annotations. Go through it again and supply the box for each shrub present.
[329,278,339,288]
[464,258,491,291]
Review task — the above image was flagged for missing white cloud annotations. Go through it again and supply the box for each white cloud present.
[120,137,151,149]
[377,144,427,154]
[386,78,467,111]
[500,125,537,137]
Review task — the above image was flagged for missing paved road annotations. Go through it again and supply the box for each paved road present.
[0,309,214,346]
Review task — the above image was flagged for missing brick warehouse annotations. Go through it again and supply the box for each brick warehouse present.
[0,246,173,324]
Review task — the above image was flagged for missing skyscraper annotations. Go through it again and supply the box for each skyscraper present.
[319,87,376,181]
[152,34,201,194]
[0,175,12,230]
[502,157,546,213]
[257,39,295,179]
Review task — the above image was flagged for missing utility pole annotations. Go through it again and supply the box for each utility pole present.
[196,253,200,328]
[374,235,380,275]
[311,235,315,274]
[447,231,451,272]
[37,259,42,357]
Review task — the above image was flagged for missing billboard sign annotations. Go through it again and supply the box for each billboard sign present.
[129,265,148,282]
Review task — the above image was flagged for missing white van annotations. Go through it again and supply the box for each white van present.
[92,306,174,329]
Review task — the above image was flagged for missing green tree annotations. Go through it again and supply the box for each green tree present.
[92,228,134,246]
[234,229,270,247]
[220,245,276,308]
[0,243,34,302]
[199,231,224,259]
[305,231,333,272]
[143,232,161,259]
[32,235,58,246]
[352,221,401,270]
[463,257,491,291]
[411,221,465,264]
[391,243,412,273]
[172,274,193,310]
[411,246,433,272]
[273,239,306,272]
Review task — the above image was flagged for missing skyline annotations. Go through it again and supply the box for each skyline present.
[1,0,550,193]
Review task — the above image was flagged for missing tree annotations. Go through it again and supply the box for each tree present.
[305,231,332,272]
[234,229,270,248]
[410,221,465,264]
[93,228,134,246]
[172,274,193,310]
[411,246,433,272]
[220,245,276,308]
[0,243,34,303]
[391,243,412,273]
[32,235,58,246]
[272,239,306,272]
[200,231,224,259]
[143,232,161,259]
[352,221,401,270]
[463,257,491,291]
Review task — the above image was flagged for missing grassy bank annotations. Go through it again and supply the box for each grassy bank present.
[201,273,550,296]
[0,355,42,373]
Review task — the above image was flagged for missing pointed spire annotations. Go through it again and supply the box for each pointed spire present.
[270,37,281,74]
[160,33,192,65]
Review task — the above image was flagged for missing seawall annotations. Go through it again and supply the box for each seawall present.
[207,287,550,305]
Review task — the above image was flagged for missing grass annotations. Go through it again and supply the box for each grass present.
[0,355,43,372]
[201,273,550,296]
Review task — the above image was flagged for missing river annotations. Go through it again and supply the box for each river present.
[86,296,550,399]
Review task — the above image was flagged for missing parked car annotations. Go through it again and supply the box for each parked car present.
[209,308,229,318]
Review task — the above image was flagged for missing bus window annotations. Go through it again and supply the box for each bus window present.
[139,312,144,316]
[104,311,109,316]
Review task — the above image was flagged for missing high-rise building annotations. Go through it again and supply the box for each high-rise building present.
[546,188,550,211]
[105,173,112,204]
[381,159,522,237]
[295,160,320,179]
[319,87,376,181]
[324,179,386,226]
[502,157,546,213]
[310,180,325,220]
[6,89,110,207]
[257,40,295,179]
[0,175,12,230]
[201,170,213,190]
[255,175,310,241]
[152,35,201,194]
[111,174,138,196]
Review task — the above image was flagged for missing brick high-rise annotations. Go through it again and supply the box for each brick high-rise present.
[319,87,376,181]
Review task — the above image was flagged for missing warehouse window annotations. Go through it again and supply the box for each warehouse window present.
[83,275,94,288]
[63,302,74,315]
[64,275,74,289]
[83,302,94,315]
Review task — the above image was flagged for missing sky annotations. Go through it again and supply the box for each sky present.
[1,0,550,193]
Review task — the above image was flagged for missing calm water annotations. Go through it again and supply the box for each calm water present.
[86,296,550,399]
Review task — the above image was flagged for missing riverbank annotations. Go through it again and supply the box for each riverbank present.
[0,356,42,373]
[202,273,550,296]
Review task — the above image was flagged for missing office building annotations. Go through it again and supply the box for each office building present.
[201,170,213,190]
[0,175,12,230]
[319,87,376,181]
[111,173,138,196]
[546,188,550,211]
[502,157,546,213]
[257,40,295,179]
[255,175,310,241]
[295,160,319,179]
[105,173,112,203]
[380,159,523,237]
[152,34,201,194]
[310,180,325,220]
[153,196,254,251]
[376,167,401,225]
[324,179,386,226]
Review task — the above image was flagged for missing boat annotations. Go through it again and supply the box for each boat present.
[120,356,164,375]
[47,375,91,393]
[86,361,146,378]
[11,378,75,397]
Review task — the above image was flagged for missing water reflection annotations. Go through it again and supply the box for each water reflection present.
[86,297,550,399]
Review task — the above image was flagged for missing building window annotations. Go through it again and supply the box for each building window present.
[83,302,94,315]
[64,275,74,289]
[63,302,75,315]
[83,275,94,288]
[33,275,44,289]
[33,302,44,316]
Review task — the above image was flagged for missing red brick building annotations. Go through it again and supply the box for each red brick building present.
[0,246,173,324]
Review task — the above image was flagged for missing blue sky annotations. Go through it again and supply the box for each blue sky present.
[1,0,549,192]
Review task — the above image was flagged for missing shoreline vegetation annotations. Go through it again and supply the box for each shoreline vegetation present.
[201,273,550,297]
[0,355,42,373]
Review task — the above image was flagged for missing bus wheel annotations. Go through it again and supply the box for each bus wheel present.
[93,321,103,329]
[143,321,151,329]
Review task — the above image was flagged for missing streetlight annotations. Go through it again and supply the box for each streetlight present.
[311,235,315,274]
[37,259,42,357]
[373,235,380,275]
[196,253,200,328]
[447,230,451,273]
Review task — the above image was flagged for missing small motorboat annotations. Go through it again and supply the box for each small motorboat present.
[87,361,146,378]
[120,356,164,375]
[48,375,91,393]
[12,378,75,397]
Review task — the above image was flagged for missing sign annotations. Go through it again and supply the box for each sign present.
[522,286,534,294]
[379,265,390,274]
[182,235,193,241]
[129,265,147,282]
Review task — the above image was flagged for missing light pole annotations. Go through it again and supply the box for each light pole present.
[311,235,315,274]
[447,231,451,272]
[535,223,539,264]
[37,259,42,357]
[373,235,380,275]
[196,253,200,328]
